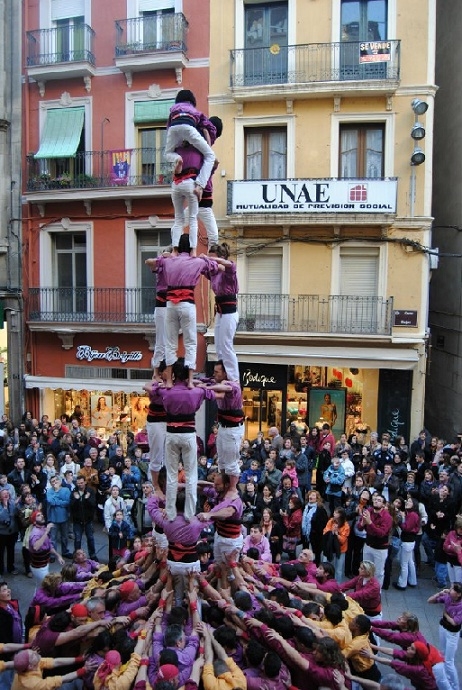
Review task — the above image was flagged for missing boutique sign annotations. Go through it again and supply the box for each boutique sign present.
[239,363,288,389]
[228,178,397,214]
[76,345,143,363]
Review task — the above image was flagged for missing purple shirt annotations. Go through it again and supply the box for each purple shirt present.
[242,534,272,563]
[245,663,291,690]
[150,631,199,688]
[160,381,216,419]
[371,621,427,648]
[75,559,99,580]
[216,380,243,411]
[435,592,462,625]
[211,494,244,521]
[31,581,85,609]
[147,495,204,544]
[156,254,218,289]
[117,595,148,616]
[210,261,239,297]
[168,102,210,131]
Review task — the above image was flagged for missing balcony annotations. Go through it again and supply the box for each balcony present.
[115,13,188,86]
[25,148,173,206]
[27,288,393,337]
[26,24,96,93]
[237,294,393,336]
[230,40,400,101]
[28,288,156,330]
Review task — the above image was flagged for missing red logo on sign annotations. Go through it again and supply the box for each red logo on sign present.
[349,184,367,202]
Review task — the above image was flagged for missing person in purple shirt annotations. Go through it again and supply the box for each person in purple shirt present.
[428,583,462,690]
[147,491,204,605]
[207,243,240,383]
[144,365,167,493]
[372,612,427,649]
[147,261,169,384]
[242,524,272,563]
[158,358,223,521]
[147,234,221,388]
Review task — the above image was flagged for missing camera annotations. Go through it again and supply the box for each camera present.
[1,519,11,527]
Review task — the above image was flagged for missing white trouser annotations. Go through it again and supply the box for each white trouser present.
[171,179,199,248]
[447,563,462,585]
[152,306,166,368]
[165,301,197,369]
[30,564,49,586]
[165,123,215,189]
[198,207,219,247]
[397,540,417,587]
[165,431,198,521]
[217,424,243,476]
[363,544,388,588]
[214,534,244,565]
[214,312,240,382]
[146,420,166,472]
[433,660,455,690]
[439,625,460,690]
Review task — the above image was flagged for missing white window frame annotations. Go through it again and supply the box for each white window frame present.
[331,242,387,298]
[125,87,179,150]
[235,115,295,180]
[38,96,92,172]
[235,0,296,50]
[236,243,289,295]
[331,0,397,43]
[40,0,92,28]
[330,112,394,178]
[127,0,182,16]
[125,219,173,289]
[40,220,94,288]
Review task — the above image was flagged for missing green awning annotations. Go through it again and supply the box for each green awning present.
[35,107,85,159]
[134,99,174,124]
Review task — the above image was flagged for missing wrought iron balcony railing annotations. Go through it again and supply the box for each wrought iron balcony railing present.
[115,13,188,57]
[26,24,96,67]
[230,40,400,88]
[236,294,393,336]
[26,148,172,192]
[28,288,393,336]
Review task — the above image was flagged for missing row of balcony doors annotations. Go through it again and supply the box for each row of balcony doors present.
[244,0,387,85]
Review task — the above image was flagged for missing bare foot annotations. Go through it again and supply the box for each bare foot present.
[190,248,197,257]
[188,381,195,389]
[165,379,173,389]
[194,184,203,201]
[174,158,183,174]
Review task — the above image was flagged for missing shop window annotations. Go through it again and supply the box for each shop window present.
[339,124,384,178]
[53,232,87,315]
[245,127,287,179]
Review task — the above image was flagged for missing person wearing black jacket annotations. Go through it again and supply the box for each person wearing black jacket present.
[422,484,456,575]
[0,581,22,689]
[70,476,97,560]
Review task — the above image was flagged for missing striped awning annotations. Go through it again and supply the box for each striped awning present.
[35,107,85,159]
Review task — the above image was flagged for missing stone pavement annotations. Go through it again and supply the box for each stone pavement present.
[4,532,462,680]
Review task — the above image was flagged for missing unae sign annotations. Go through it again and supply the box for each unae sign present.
[228,178,397,214]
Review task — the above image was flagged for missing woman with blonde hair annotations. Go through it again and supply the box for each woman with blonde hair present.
[301,489,328,564]
[340,560,382,620]
[30,571,85,612]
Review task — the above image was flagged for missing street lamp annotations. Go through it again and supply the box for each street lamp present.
[409,100,428,215]
[410,147,425,166]
[411,99,428,116]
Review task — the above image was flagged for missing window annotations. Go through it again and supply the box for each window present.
[340,0,388,79]
[245,128,287,179]
[335,246,381,333]
[244,2,288,85]
[244,248,283,329]
[35,106,86,184]
[142,8,175,49]
[136,230,171,318]
[54,232,87,314]
[339,124,384,178]
[55,16,85,62]
[138,127,167,184]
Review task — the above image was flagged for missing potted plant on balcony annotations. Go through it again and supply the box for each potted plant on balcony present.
[56,172,73,188]
[245,311,256,331]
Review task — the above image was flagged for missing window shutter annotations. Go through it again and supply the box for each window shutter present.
[247,250,282,294]
[51,0,85,21]
[339,247,379,296]
[139,0,175,12]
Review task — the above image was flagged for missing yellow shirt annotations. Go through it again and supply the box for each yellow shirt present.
[342,633,374,672]
[202,658,247,690]
[317,619,352,650]
[93,652,141,690]
[12,658,61,690]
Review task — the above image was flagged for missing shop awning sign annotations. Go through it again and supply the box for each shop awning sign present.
[228,178,397,214]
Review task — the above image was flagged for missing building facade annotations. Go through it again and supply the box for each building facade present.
[426,0,462,440]
[22,0,211,432]
[1,0,23,421]
[207,0,437,442]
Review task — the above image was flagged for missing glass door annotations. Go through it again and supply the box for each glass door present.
[244,3,288,86]
[340,0,387,80]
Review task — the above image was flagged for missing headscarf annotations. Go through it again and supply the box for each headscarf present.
[95,650,121,685]
[413,641,444,675]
